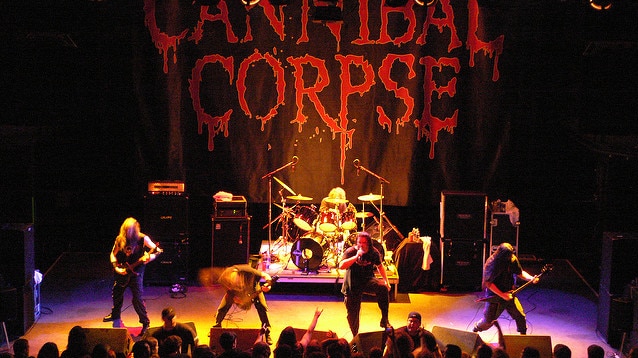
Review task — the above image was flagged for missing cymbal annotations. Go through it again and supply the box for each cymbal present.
[274,176,296,196]
[287,194,313,201]
[355,211,373,218]
[324,197,348,204]
[358,193,384,201]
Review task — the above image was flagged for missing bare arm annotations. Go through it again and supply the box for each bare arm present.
[377,262,391,291]
[299,307,323,348]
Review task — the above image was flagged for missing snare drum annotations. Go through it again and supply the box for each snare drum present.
[340,211,356,231]
[293,205,317,231]
[318,210,339,232]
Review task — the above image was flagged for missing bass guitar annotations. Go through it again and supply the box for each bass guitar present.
[115,244,163,287]
[233,275,280,310]
[476,264,553,303]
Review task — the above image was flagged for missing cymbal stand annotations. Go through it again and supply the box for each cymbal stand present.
[260,157,297,269]
[354,161,390,248]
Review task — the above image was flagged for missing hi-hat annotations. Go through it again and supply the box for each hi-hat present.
[287,194,313,201]
[355,211,373,218]
[324,197,348,204]
[358,193,383,201]
[274,176,296,195]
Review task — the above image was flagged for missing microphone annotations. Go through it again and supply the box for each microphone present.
[292,156,298,172]
[353,159,360,175]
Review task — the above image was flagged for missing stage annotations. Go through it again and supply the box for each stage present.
[1,252,626,358]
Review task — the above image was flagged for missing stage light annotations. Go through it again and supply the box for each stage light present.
[589,0,612,10]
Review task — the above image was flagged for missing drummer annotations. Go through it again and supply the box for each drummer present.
[317,187,358,235]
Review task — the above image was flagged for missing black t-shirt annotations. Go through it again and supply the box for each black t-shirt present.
[483,254,523,294]
[341,245,382,294]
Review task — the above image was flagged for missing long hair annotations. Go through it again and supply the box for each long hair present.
[115,217,144,249]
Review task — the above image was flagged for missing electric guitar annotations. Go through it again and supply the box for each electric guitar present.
[115,244,163,287]
[233,275,279,310]
[476,264,553,303]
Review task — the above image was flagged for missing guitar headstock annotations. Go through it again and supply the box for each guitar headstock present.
[540,264,554,274]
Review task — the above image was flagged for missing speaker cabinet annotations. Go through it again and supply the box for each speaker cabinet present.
[440,238,483,290]
[350,331,385,356]
[84,328,133,354]
[211,217,250,268]
[145,241,190,286]
[597,291,634,348]
[501,335,552,358]
[0,224,35,336]
[440,191,487,241]
[144,195,189,240]
[209,328,260,352]
[432,326,483,355]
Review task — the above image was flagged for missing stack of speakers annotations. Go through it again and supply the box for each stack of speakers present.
[211,196,249,267]
[439,191,487,290]
[597,232,638,350]
[143,187,189,286]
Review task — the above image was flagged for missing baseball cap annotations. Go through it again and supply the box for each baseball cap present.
[161,307,176,319]
[408,311,421,321]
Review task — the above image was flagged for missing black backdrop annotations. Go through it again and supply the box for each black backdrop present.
[1,0,637,285]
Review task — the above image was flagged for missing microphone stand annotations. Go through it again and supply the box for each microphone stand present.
[356,163,390,249]
[261,159,296,269]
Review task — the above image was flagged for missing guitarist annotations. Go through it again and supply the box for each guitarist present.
[213,264,275,345]
[472,243,539,335]
[103,217,160,337]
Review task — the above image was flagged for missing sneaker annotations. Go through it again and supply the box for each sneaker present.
[103,314,119,322]
[213,323,221,328]
[380,319,391,328]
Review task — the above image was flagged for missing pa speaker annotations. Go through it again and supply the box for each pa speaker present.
[84,328,133,354]
[350,331,385,356]
[431,326,483,355]
[502,335,552,358]
[209,328,260,352]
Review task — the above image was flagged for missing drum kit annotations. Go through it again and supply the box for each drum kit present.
[265,178,385,273]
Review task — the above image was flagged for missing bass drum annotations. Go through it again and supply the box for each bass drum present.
[291,238,323,271]
[345,233,384,260]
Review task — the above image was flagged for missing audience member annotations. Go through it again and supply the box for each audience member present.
[552,344,570,358]
[90,344,114,358]
[217,331,250,358]
[586,345,604,358]
[491,348,509,358]
[151,307,198,355]
[384,312,437,357]
[520,347,540,358]
[274,344,293,358]
[13,339,34,358]
[443,345,461,358]
[1,352,14,358]
[131,341,152,358]
[158,335,189,358]
[275,308,323,358]
[192,345,215,358]
[37,343,60,358]
[60,326,91,358]
[628,346,638,358]
[250,342,270,358]
[475,343,493,358]
[146,337,160,358]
